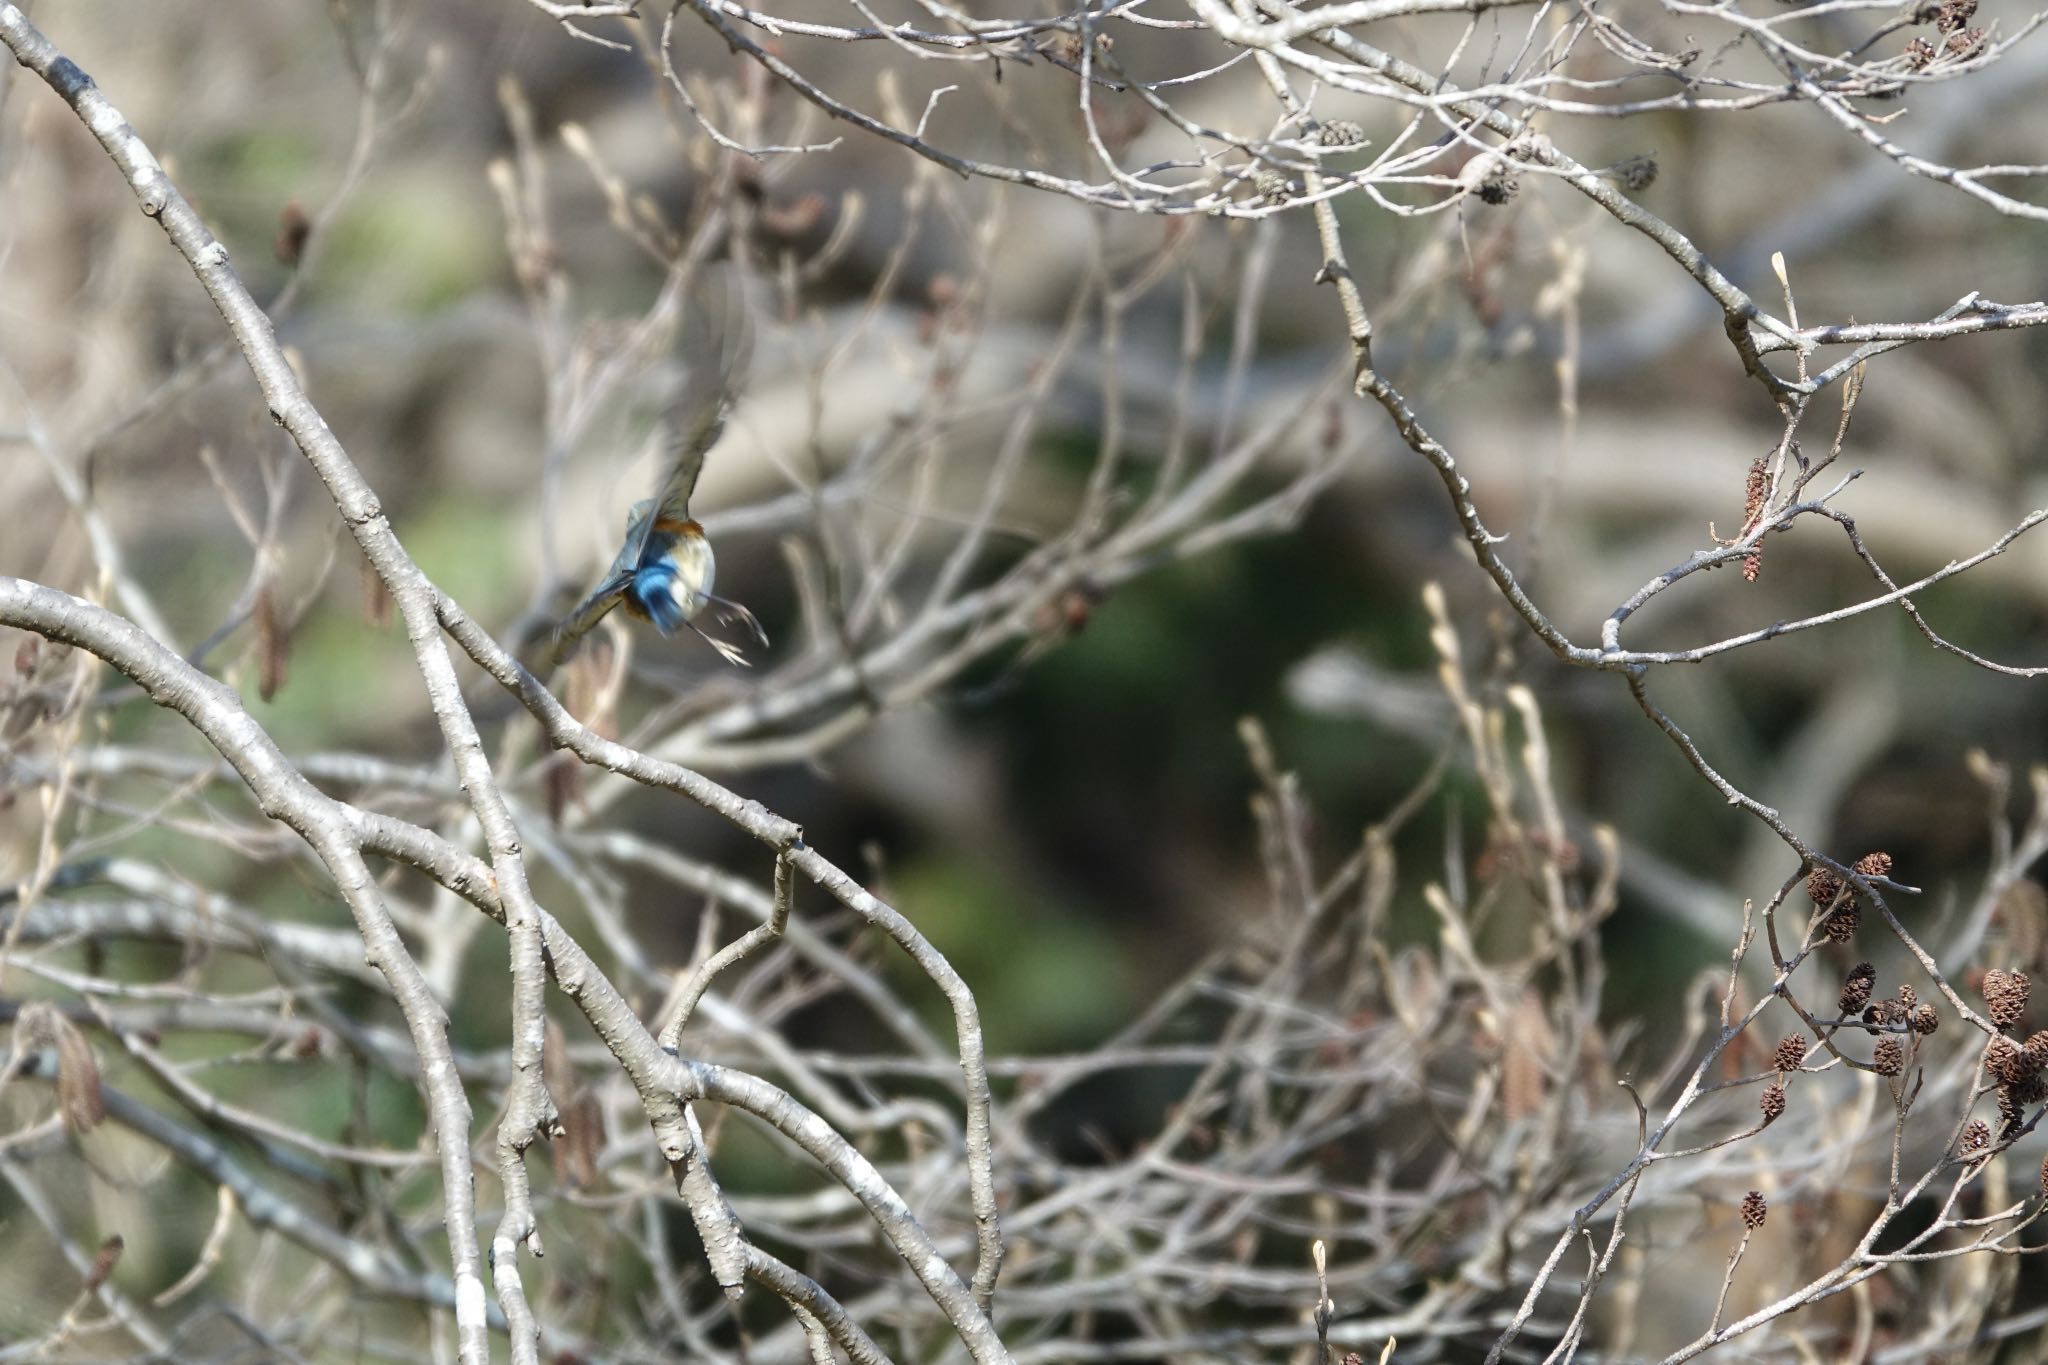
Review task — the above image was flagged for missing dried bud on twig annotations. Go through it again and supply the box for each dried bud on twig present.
[1840,962,1877,1015]
[1999,879,2048,970]
[1771,1035,1809,1072]
[84,1235,124,1292]
[543,753,583,827]
[1984,969,2030,1030]
[361,553,392,629]
[274,200,311,266]
[1874,1038,1904,1076]
[54,1018,106,1134]
[1760,1082,1787,1122]
[1741,455,1769,581]
[1740,1189,1768,1230]
[255,583,290,703]
[758,192,827,239]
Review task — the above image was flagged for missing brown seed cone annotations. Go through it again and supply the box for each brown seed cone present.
[1740,1189,1767,1230]
[1960,1119,1991,1154]
[1807,868,1844,906]
[1771,1034,1809,1073]
[1760,1082,1788,1122]
[2021,1030,2048,1073]
[1874,1038,1905,1076]
[1974,965,2023,1031]
[1855,851,1894,880]
[1986,1035,2026,1084]
[1984,969,2031,1031]
[1840,963,1878,1016]
[1910,1004,1940,1035]
[1823,902,1861,944]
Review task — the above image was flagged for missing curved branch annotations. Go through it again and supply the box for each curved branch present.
[0,574,493,1361]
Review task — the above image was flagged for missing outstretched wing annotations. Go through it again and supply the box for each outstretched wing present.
[550,572,634,665]
[626,283,754,564]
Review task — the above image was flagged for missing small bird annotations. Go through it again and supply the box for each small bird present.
[552,307,767,668]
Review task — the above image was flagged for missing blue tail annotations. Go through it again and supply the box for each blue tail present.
[631,563,687,633]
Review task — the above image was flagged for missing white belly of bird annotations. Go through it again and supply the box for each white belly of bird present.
[666,536,716,619]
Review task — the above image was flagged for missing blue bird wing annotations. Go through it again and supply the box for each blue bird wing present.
[627,283,753,564]
[551,570,635,665]
[571,279,752,660]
